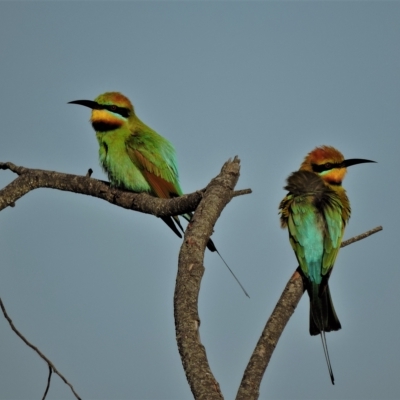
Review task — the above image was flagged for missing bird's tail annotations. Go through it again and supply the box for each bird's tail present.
[308,283,341,336]
[161,214,217,253]
[308,282,341,385]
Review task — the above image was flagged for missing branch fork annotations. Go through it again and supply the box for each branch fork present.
[0,158,381,400]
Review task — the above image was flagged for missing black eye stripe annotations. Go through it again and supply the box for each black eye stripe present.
[311,162,344,173]
[104,104,130,118]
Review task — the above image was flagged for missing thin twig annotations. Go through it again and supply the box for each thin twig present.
[0,162,23,175]
[341,225,382,248]
[42,365,52,400]
[232,188,252,197]
[0,297,81,400]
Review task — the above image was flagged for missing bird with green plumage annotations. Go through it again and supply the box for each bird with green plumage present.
[69,92,248,297]
[279,145,375,384]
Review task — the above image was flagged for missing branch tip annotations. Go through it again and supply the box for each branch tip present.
[86,168,93,177]
[232,188,252,197]
[0,162,22,175]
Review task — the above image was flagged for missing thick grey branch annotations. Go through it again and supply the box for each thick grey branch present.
[236,225,383,400]
[0,162,250,219]
[174,157,241,400]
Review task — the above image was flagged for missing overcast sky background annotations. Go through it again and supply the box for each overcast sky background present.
[0,2,397,399]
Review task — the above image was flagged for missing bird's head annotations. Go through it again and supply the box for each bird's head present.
[300,145,375,185]
[69,92,134,132]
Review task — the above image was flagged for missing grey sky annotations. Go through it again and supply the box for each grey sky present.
[0,2,397,399]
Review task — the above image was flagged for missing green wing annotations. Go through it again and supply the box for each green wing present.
[125,129,183,199]
[321,196,345,276]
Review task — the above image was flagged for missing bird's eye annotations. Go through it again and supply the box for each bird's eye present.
[110,105,117,111]
[324,162,332,169]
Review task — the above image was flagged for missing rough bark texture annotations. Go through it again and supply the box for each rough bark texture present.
[174,157,241,400]
[236,270,304,400]
[0,162,204,216]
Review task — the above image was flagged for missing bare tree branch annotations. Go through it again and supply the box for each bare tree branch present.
[232,188,252,197]
[0,297,81,400]
[236,225,383,400]
[340,226,382,248]
[0,162,250,218]
[0,160,250,399]
[174,157,242,400]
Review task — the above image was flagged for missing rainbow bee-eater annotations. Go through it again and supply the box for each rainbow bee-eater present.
[69,92,248,297]
[279,145,375,384]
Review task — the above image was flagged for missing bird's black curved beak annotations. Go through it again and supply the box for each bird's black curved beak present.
[68,100,102,110]
[343,159,377,168]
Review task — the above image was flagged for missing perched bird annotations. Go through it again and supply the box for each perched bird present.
[69,92,248,297]
[279,145,375,384]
